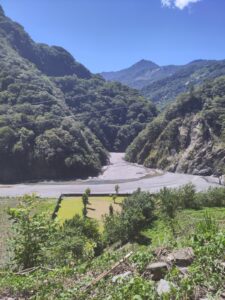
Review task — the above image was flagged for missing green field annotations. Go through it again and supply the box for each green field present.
[57,196,124,223]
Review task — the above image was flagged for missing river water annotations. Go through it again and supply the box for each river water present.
[0,153,221,197]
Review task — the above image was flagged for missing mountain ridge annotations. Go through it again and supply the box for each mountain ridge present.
[101,58,225,107]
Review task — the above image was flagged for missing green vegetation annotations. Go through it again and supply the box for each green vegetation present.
[0,186,225,299]
[126,76,225,175]
[102,58,225,108]
[57,196,123,223]
[0,7,157,183]
[103,190,155,244]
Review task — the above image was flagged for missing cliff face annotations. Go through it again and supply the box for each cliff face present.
[126,77,225,176]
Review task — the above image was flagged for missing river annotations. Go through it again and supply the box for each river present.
[0,153,221,197]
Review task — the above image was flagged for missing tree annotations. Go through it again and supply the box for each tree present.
[158,187,181,236]
[82,189,90,218]
[7,194,58,269]
[85,188,91,197]
[115,184,120,195]
[109,204,114,216]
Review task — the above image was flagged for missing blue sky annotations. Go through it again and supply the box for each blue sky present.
[0,0,225,73]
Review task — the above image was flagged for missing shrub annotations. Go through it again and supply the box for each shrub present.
[158,187,181,219]
[103,190,155,244]
[8,194,58,269]
[62,215,104,258]
[178,183,199,209]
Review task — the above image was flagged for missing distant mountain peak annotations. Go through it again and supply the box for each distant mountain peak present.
[132,59,159,69]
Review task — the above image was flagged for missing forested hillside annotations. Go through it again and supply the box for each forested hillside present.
[126,76,225,176]
[102,59,225,107]
[0,6,156,183]
[142,59,225,107]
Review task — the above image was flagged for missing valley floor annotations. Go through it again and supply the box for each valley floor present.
[0,153,221,198]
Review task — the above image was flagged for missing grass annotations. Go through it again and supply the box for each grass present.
[144,207,225,248]
[57,196,124,223]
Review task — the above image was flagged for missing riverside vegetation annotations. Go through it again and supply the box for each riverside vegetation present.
[0,184,225,299]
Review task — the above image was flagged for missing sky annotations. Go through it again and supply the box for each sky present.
[0,0,225,73]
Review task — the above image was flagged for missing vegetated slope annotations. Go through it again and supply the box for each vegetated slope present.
[53,76,157,151]
[0,36,108,183]
[0,6,157,183]
[126,76,225,176]
[101,59,180,89]
[142,59,225,107]
[101,59,225,108]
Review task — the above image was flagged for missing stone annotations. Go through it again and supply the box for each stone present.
[157,279,172,295]
[177,266,189,276]
[112,271,132,283]
[145,261,169,281]
[166,247,194,267]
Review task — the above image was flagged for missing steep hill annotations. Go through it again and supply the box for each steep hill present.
[101,59,225,107]
[126,76,225,176]
[0,6,156,183]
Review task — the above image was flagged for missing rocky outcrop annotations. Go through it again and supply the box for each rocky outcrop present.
[126,77,225,176]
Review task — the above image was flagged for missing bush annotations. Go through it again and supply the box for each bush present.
[158,187,181,219]
[178,183,199,209]
[61,215,104,259]
[103,190,155,244]
[8,194,58,269]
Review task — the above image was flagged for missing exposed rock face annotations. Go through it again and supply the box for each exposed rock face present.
[126,77,225,176]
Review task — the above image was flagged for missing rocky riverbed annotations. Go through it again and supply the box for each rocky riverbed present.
[0,153,221,198]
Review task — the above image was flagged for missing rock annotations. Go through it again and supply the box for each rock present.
[166,247,194,267]
[144,261,169,281]
[153,247,169,259]
[177,266,189,276]
[157,279,173,295]
[193,167,212,176]
[112,271,132,283]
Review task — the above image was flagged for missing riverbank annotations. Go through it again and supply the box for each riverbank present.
[0,153,221,197]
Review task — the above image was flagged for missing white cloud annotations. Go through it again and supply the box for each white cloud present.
[161,0,201,10]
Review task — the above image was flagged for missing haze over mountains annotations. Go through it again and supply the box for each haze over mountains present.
[101,59,225,107]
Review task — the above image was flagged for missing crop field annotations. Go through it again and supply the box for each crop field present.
[57,196,124,223]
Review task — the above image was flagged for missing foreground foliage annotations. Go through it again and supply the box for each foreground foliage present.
[0,186,225,299]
